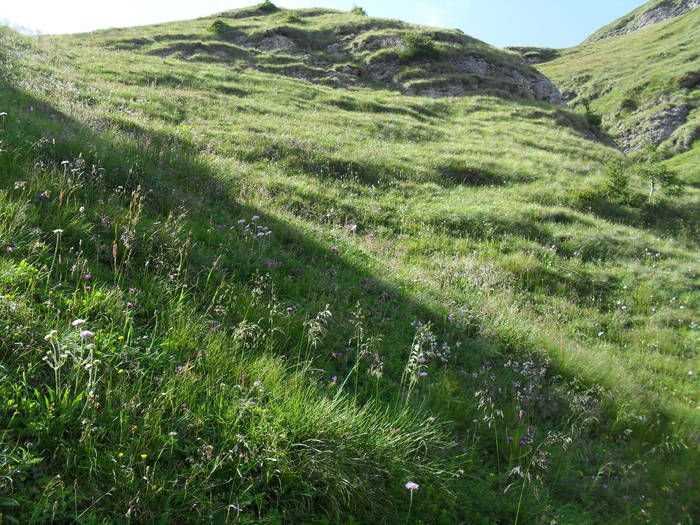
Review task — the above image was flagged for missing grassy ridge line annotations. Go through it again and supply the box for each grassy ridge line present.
[585,0,699,42]
[1,13,699,523]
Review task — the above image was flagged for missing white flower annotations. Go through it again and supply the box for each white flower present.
[44,330,59,340]
[52,229,64,234]
[405,481,419,491]
[79,330,94,340]
[79,206,85,213]
[251,215,260,221]
[71,319,86,327]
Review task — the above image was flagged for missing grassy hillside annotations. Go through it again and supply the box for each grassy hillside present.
[539,7,700,157]
[1,4,699,524]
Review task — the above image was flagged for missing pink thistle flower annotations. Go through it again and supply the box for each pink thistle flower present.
[330,246,339,254]
[405,481,419,491]
[79,330,94,340]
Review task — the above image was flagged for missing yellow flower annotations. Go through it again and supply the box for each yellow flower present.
[117,369,125,374]
[118,336,125,341]
[117,452,124,458]
[140,454,148,460]
[48,291,54,295]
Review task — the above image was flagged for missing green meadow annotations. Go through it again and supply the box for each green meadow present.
[0,3,698,523]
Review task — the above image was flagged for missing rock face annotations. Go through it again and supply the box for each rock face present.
[617,103,691,153]
[587,0,699,42]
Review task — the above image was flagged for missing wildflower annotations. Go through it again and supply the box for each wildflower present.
[71,319,86,327]
[168,431,178,437]
[286,306,294,312]
[118,335,125,341]
[117,452,124,458]
[140,454,148,460]
[127,302,134,308]
[180,403,188,408]
[85,285,91,291]
[330,246,340,254]
[252,215,260,221]
[44,330,59,340]
[237,219,246,224]
[80,330,94,340]
[52,229,64,234]
[419,371,428,377]
[689,371,694,376]
[331,376,338,382]
[84,273,91,280]
[79,206,85,213]
[117,369,125,374]
[253,380,262,387]
[405,481,419,491]
[84,363,93,370]
[507,436,514,442]
[6,246,13,253]
[519,439,528,446]
[37,192,47,201]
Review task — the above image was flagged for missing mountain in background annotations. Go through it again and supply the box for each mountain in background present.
[585,0,700,42]
[521,0,699,157]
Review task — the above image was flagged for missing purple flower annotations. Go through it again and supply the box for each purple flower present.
[37,192,47,201]
[286,307,294,312]
[330,246,339,254]
[6,246,13,253]
[405,481,419,491]
[331,376,337,382]
[418,371,428,377]
[177,366,184,372]
[519,439,528,447]
[180,403,188,408]
[85,285,92,291]
[79,330,94,340]
[507,436,514,442]
[127,302,135,308]
[84,273,91,280]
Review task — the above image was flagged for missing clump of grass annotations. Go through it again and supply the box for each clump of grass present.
[351,5,368,16]
[399,33,443,63]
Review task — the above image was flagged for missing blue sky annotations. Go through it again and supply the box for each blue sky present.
[2,0,645,48]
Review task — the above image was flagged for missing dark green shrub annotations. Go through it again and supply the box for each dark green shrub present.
[619,97,637,111]
[351,6,367,16]
[581,100,602,129]
[285,14,302,23]
[256,1,278,13]
[602,156,633,204]
[400,33,442,63]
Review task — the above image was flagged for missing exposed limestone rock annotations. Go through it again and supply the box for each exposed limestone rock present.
[617,103,691,152]
[257,35,296,51]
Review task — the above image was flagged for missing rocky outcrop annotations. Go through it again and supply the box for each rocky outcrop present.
[587,0,699,42]
[617,103,691,152]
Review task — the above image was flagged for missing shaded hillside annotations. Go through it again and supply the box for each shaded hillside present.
[539,7,700,156]
[0,4,699,524]
[89,5,562,103]
[586,0,699,42]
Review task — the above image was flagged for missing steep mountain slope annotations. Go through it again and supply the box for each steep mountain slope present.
[585,0,699,42]
[538,6,700,156]
[0,4,698,524]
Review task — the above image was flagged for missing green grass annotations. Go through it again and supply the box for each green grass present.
[0,6,699,523]
[539,8,700,157]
